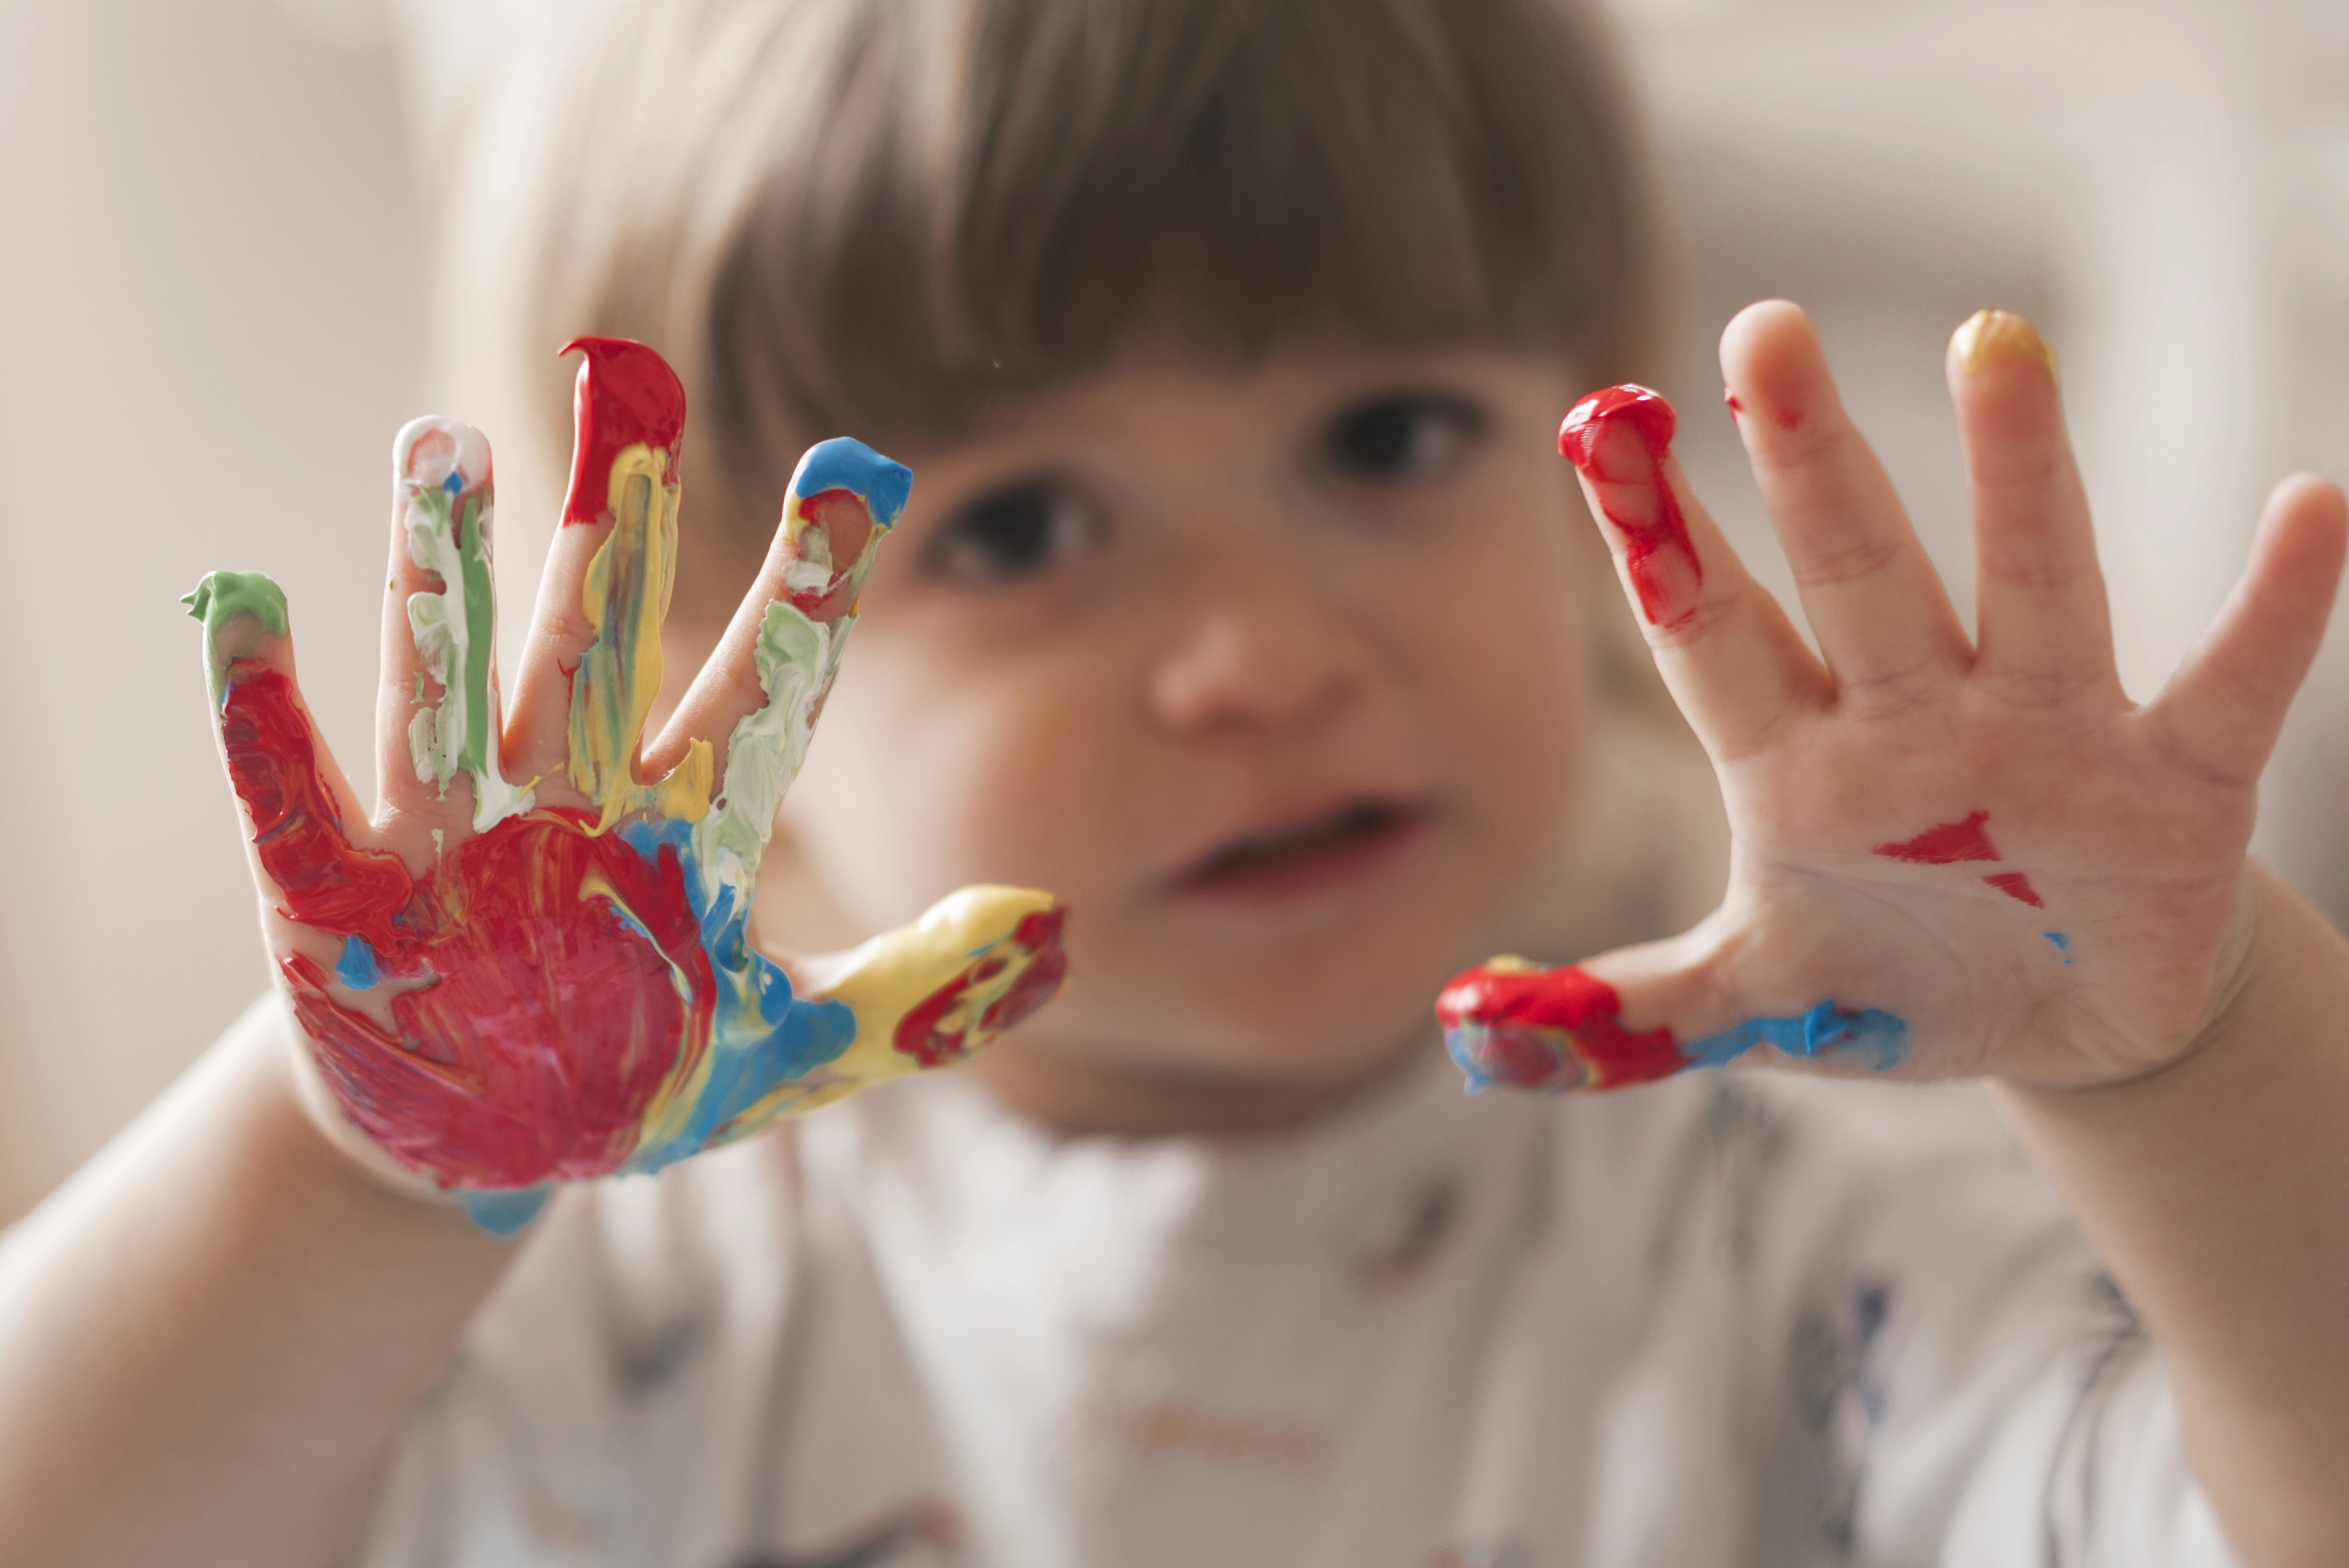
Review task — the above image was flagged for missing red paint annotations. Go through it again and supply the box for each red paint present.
[1874,810,2049,908]
[1436,962,1685,1091]
[1723,389,1743,416]
[1873,810,2000,866]
[893,907,1069,1068]
[223,662,707,1189]
[222,665,415,954]
[785,488,875,621]
[1557,385,1702,628]
[559,336,686,527]
[1774,407,1802,433]
[1982,871,2044,908]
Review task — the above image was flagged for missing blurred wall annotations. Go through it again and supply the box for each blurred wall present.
[3,0,2348,1223]
[0,0,423,1220]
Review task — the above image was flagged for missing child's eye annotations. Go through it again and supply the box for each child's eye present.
[1321,391,1488,483]
[927,477,1099,583]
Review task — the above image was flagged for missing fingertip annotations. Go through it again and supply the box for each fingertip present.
[187,569,294,703]
[2266,471,2349,537]
[1720,301,1832,438]
[1947,309,2060,389]
[1721,299,1817,366]
[2255,473,2349,616]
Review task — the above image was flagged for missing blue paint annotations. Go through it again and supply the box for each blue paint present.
[1680,1000,1909,1074]
[334,934,381,990]
[791,437,913,526]
[614,818,858,1174]
[462,1185,553,1236]
[440,468,464,495]
[2043,931,2069,951]
[1445,1028,1499,1095]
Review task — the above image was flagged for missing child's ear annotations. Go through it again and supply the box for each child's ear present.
[750,818,870,957]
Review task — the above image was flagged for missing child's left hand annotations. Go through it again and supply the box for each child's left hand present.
[1442,301,2349,1094]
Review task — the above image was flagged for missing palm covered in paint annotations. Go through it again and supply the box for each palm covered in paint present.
[1444,304,2346,1094]
[192,339,1066,1230]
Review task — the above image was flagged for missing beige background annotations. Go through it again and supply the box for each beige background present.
[4,0,2348,1222]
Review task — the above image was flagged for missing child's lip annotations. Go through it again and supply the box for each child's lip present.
[1162,796,1436,903]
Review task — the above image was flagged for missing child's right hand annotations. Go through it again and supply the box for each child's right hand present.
[187,338,1066,1234]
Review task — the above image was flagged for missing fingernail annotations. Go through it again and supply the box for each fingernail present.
[1952,309,2059,386]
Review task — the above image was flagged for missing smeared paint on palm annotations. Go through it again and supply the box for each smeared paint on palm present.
[190,338,1067,1231]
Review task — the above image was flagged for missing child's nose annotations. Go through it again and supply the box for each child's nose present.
[1147,577,1371,739]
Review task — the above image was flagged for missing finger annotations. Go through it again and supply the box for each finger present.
[645,438,912,794]
[375,417,531,840]
[1721,301,1970,697]
[1560,385,1829,763]
[186,574,414,962]
[1948,309,2118,693]
[1436,940,1910,1095]
[712,886,1069,1133]
[2146,474,2349,787]
[503,337,706,828]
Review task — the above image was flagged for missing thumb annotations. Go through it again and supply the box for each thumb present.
[1436,942,1909,1094]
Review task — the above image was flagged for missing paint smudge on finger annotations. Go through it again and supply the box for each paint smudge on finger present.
[1435,957,1908,1095]
[1558,385,1702,629]
[397,416,533,831]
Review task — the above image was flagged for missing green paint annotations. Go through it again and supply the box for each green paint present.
[183,570,289,699]
[400,446,531,832]
[456,494,499,790]
[690,600,847,907]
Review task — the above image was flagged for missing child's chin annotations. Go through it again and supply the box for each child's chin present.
[1166,975,1451,1083]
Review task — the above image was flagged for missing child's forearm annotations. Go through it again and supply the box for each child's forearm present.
[0,999,516,1568]
[1992,863,2349,1567]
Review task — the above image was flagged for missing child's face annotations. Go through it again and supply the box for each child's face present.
[743,347,1594,1126]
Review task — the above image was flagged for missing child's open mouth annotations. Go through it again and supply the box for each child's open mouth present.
[1169,798,1433,902]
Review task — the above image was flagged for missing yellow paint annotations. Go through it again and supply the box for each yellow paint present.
[719,884,1064,1137]
[566,442,714,831]
[1952,309,2059,385]
[579,864,712,1151]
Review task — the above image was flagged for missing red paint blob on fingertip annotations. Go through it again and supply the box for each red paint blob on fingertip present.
[559,336,686,526]
[1724,389,1744,416]
[1774,407,1802,433]
[1557,385,1702,628]
[1874,810,2000,866]
[1982,871,2044,908]
[1437,962,1686,1090]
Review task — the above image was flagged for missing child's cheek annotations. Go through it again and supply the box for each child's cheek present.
[772,638,1117,935]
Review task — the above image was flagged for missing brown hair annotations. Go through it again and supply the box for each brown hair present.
[433,0,1653,613]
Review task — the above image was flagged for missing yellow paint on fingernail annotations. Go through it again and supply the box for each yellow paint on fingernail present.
[1952,309,2059,385]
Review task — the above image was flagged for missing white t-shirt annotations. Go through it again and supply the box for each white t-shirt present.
[354,1050,2239,1568]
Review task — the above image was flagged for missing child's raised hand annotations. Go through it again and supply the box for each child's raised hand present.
[1442,302,2348,1096]
[187,338,1066,1233]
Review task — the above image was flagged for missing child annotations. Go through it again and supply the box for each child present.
[3,0,2346,1564]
